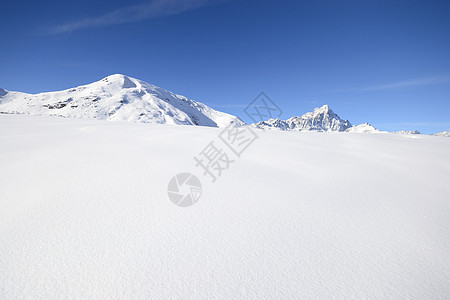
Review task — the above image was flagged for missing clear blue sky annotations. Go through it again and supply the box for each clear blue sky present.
[1,0,449,133]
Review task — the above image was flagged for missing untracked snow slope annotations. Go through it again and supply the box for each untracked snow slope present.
[1,114,450,299]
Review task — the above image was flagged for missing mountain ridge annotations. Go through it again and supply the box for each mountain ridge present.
[252,105,353,132]
[0,74,244,128]
[1,76,447,136]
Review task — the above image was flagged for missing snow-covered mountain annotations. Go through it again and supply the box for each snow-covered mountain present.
[252,105,352,132]
[0,74,244,128]
[433,131,450,137]
[345,122,381,133]
[394,130,422,135]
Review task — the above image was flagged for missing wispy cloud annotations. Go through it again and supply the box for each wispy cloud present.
[376,121,450,128]
[204,103,249,108]
[42,0,227,35]
[335,76,450,93]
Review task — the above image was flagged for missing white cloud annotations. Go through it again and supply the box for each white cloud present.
[44,0,227,35]
[334,76,450,93]
[376,121,450,128]
[359,77,450,91]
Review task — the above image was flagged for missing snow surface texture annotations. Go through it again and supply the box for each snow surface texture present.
[0,74,244,128]
[252,104,352,132]
[1,114,450,299]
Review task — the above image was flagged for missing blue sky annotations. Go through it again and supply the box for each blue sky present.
[1,0,449,133]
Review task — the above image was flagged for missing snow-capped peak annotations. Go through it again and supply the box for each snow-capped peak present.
[0,74,244,128]
[253,105,352,132]
[345,122,381,133]
[432,131,450,137]
[102,74,139,89]
[314,104,330,113]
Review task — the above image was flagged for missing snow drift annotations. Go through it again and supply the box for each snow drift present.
[1,114,449,298]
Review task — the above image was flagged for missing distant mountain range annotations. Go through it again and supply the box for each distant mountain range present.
[252,105,380,133]
[432,131,450,137]
[0,75,447,136]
